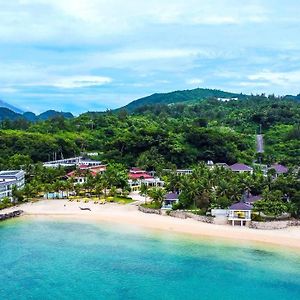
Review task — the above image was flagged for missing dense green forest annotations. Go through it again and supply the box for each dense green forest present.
[0,94,300,170]
[120,88,246,112]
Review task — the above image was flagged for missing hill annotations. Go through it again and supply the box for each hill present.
[38,110,74,121]
[0,99,24,114]
[120,88,246,112]
[0,107,73,122]
[0,107,23,121]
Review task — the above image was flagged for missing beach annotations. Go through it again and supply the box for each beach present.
[2,199,300,251]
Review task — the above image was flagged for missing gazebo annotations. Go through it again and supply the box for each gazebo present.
[228,202,252,226]
[161,192,179,210]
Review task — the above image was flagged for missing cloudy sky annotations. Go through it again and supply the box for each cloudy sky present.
[0,0,300,114]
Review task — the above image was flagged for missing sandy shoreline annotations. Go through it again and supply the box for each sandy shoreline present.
[2,199,300,251]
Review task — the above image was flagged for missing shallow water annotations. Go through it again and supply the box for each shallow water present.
[1,218,300,300]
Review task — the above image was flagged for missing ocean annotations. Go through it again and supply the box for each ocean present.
[1,217,300,300]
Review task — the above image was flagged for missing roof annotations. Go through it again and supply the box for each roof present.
[230,163,253,172]
[128,172,153,180]
[245,195,262,203]
[165,192,179,201]
[0,170,24,176]
[129,167,147,174]
[270,164,288,174]
[215,163,229,168]
[79,164,106,171]
[229,202,253,210]
[67,169,99,178]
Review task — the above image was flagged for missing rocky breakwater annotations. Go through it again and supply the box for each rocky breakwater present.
[138,206,161,215]
[168,211,214,224]
[0,210,24,221]
[250,219,300,230]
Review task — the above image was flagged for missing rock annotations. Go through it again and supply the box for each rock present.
[138,206,161,215]
[0,210,24,221]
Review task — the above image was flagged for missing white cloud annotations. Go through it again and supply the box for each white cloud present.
[235,69,300,95]
[186,78,204,85]
[0,1,271,44]
[0,87,18,93]
[248,70,300,85]
[50,76,112,89]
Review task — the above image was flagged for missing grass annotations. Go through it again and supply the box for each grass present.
[68,195,134,204]
[140,202,161,209]
[107,196,134,204]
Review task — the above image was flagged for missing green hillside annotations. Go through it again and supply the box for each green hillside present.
[1,93,299,171]
[121,88,246,112]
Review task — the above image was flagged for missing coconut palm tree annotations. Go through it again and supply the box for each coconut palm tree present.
[148,188,166,208]
[140,183,149,204]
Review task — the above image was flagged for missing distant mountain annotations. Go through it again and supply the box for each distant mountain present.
[0,99,24,114]
[38,110,74,121]
[0,107,73,122]
[23,111,37,122]
[120,88,247,112]
[284,94,300,102]
[0,107,23,121]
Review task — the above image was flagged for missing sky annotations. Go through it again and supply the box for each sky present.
[0,0,300,114]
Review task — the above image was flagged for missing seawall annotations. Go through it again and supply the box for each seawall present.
[0,210,24,221]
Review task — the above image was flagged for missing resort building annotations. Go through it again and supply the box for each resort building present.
[206,161,229,170]
[66,165,107,185]
[128,168,164,191]
[229,163,253,174]
[228,202,252,226]
[0,170,25,201]
[269,164,288,177]
[176,169,193,175]
[43,156,102,168]
[161,192,179,210]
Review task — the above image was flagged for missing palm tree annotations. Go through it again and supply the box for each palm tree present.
[95,182,104,199]
[140,183,149,204]
[148,188,166,208]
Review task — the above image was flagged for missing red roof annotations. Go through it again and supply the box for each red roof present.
[67,168,102,178]
[129,167,146,174]
[128,172,153,180]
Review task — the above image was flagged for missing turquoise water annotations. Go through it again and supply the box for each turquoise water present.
[1,218,300,300]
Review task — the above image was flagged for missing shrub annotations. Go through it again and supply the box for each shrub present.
[251,214,265,222]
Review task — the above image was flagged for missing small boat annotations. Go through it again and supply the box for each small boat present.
[79,207,91,211]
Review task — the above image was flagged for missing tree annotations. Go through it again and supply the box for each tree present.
[253,189,287,217]
[140,183,148,204]
[253,199,288,217]
[148,188,166,208]
[12,185,24,203]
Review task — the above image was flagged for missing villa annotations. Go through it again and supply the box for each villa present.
[162,168,193,175]
[269,164,288,177]
[227,192,262,226]
[0,170,25,201]
[229,163,253,174]
[161,192,179,210]
[128,168,164,191]
[228,202,253,226]
[66,165,106,184]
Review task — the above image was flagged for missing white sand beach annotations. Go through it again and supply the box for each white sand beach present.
[2,199,300,251]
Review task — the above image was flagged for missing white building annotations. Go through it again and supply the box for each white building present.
[0,170,25,201]
[128,168,164,191]
[43,156,102,168]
